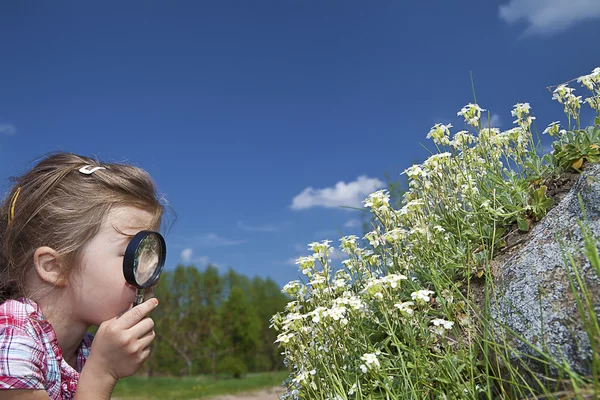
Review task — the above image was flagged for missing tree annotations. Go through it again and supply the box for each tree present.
[147,264,289,377]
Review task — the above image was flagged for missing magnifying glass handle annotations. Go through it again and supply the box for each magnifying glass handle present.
[134,288,146,307]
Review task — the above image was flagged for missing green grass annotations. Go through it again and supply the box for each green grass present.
[112,371,289,400]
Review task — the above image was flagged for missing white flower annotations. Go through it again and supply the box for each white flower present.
[292,370,309,384]
[431,318,454,330]
[382,228,407,244]
[384,273,408,288]
[364,230,383,248]
[401,164,427,180]
[282,281,302,296]
[457,103,485,127]
[275,332,295,344]
[542,121,561,137]
[411,289,435,303]
[427,123,453,145]
[363,190,390,209]
[310,307,326,323]
[584,96,600,112]
[327,305,347,321]
[511,102,531,117]
[339,235,358,246]
[360,353,380,373]
[552,85,583,119]
[577,68,600,91]
[450,130,475,149]
[394,301,415,316]
[346,296,364,311]
[348,383,357,395]
[423,152,452,168]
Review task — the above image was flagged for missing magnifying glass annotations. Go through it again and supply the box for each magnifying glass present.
[123,230,167,307]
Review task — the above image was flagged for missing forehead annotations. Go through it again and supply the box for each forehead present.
[103,206,157,238]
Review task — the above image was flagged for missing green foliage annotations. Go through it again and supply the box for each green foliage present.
[112,371,289,399]
[143,265,289,377]
[552,125,600,171]
[220,286,261,356]
[273,66,600,399]
[217,355,249,379]
[527,184,553,221]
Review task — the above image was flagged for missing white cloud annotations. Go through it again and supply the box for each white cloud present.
[192,233,246,247]
[290,175,384,210]
[179,248,211,266]
[478,113,502,128]
[0,124,16,136]
[237,221,279,232]
[499,0,600,37]
[193,256,211,267]
[181,248,193,263]
[344,219,361,228]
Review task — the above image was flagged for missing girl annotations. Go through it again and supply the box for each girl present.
[0,152,169,399]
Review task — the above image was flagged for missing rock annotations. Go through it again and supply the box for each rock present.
[490,163,600,377]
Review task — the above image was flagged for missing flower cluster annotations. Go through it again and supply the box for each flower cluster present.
[275,65,600,399]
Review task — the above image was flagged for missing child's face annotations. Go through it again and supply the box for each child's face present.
[70,205,158,326]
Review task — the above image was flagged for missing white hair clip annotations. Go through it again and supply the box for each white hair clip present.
[79,165,106,175]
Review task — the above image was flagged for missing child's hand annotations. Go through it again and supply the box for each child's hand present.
[85,298,158,381]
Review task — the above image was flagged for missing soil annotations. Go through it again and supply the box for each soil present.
[111,386,285,400]
[206,386,285,400]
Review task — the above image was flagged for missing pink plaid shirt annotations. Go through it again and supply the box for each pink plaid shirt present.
[0,298,94,399]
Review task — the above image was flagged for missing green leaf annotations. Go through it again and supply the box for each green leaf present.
[517,216,530,232]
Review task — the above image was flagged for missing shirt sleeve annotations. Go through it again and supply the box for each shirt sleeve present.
[0,326,46,390]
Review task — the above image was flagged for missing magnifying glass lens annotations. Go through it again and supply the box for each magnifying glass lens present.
[134,235,161,285]
[123,231,166,307]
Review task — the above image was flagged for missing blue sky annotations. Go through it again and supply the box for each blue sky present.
[1,1,599,287]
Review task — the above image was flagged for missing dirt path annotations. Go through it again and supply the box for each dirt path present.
[111,386,285,400]
[206,386,284,400]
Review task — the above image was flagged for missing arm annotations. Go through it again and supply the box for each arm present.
[0,299,158,400]
[0,390,50,399]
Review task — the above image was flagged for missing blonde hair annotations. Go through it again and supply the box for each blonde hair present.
[0,152,170,302]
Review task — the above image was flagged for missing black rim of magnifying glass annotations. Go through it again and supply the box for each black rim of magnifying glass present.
[123,230,167,289]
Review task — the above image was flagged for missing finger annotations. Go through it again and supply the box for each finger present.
[138,330,156,350]
[139,347,151,362]
[117,298,158,329]
[114,303,134,319]
[130,317,155,339]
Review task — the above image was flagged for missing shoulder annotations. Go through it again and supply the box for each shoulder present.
[0,299,47,390]
[0,299,39,330]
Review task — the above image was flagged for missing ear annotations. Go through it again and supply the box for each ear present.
[33,247,67,287]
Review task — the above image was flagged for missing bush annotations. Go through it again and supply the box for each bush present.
[271,66,600,399]
[217,356,248,379]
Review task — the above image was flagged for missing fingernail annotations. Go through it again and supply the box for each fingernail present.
[153,298,159,306]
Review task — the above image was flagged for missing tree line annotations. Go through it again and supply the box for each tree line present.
[139,264,290,377]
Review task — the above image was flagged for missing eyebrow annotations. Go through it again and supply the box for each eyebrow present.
[114,233,136,244]
[112,224,147,241]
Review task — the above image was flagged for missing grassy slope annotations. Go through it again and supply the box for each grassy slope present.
[112,371,289,400]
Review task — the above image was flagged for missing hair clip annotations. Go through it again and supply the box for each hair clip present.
[8,187,21,224]
[79,165,106,175]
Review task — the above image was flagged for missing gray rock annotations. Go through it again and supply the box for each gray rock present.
[490,163,600,377]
